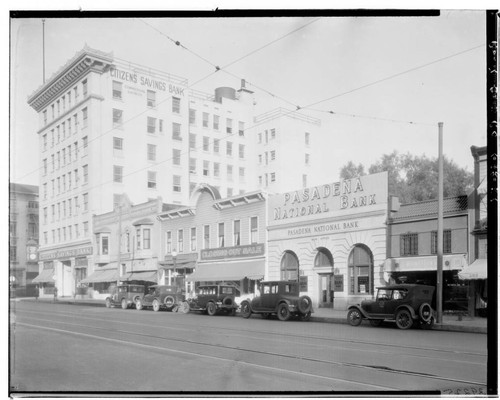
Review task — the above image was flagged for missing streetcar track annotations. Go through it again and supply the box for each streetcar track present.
[16,321,393,391]
[14,306,488,358]
[15,316,487,387]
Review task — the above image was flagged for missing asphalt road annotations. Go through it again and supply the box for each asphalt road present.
[10,301,488,395]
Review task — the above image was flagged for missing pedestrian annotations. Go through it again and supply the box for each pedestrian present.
[35,285,39,300]
[53,286,58,302]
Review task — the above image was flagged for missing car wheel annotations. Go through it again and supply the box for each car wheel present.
[152,299,160,312]
[347,309,363,326]
[395,309,413,330]
[135,299,143,310]
[178,301,190,314]
[121,298,128,309]
[298,296,312,314]
[105,298,111,308]
[369,319,383,327]
[207,302,217,316]
[240,301,252,319]
[299,311,312,321]
[419,316,435,330]
[277,303,291,321]
[418,303,433,322]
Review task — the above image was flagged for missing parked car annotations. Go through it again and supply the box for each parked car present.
[136,285,187,312]
[105,284,145,309]
[347,284,435,330]
[188,285,238,316]
[240,281,313,321]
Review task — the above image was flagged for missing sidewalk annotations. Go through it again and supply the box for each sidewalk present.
[13,296,488,334]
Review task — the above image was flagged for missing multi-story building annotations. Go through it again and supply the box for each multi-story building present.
[27,46,331,296]
[9,183,39,296]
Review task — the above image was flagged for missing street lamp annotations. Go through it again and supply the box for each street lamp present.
[171,249,178,285]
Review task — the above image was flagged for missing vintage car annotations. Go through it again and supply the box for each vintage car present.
[136,285,187,312]
[188,285,238,316]
[347,284,436,330]
[240,281,313,321]
[105,284,145,309]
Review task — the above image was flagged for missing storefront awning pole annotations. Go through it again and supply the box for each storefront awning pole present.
[436,122,444,324]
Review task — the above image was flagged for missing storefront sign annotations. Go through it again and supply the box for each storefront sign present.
[268,172,388,225]
[334,275,344,292]
[299,276,308,292]
[200,244,265,260]
[74,257,88,267]
[287,220,361,237]
[110,67,186,96]
[39,246,93,261]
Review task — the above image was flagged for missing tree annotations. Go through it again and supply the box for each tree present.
[340,152,473,203]
[339,161,365,180]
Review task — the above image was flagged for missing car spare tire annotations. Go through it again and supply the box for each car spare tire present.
[418,302,433,322]
[164,295,175,308]
[222,296,234,307]
[298,296,312,314]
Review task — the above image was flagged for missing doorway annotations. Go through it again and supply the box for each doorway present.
[319,274,334,308]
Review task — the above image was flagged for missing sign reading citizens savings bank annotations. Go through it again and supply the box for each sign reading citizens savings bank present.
[268,172,388,226]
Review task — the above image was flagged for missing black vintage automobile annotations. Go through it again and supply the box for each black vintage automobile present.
[105,284,145,309]
[240,281,313,321]
[136,285,187,312]
[347,284,435,330]
[188,285,238,316]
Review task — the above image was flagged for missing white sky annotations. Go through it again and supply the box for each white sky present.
[8,9,489,186]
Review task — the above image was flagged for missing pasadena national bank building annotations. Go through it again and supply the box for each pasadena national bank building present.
[267,171,389,310]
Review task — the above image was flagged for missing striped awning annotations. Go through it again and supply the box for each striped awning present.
[80,268,118,284]
[122,270,158,282]
[32,269,55,283]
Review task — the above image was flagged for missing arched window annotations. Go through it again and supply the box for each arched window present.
[314,248,333,268]
[348,245,373,295]
[280,251,299,281]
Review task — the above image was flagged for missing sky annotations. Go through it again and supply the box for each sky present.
[9,10,489,186]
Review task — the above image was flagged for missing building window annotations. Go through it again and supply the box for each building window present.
[203,112,209,128]
[189,133,196,150]
[82,136,88,155]
[250,216,258,244]
[43,159,47,175]
[178,229,184,252]
[147,144,156,161]
[348,245,373,295]
[233,220,240,246]
[189,158,197,174]
[217,223,225,247]
[305,132,310,145]
[82,107,88,128]
[42,134,47,151]
[281,251,299,281]
[189,109,196,124]
[302,174,307,188]
[227,165,233,180]
[113,109,123,128]
[265,130,269,143]
[173,149,181,166]
[172,122,182,140]
[239,144,245,159]
[143,228,151,250]
[83,164,88,184]
[270,150,276,161]
[136,228,142,250]
[431,230,452,254]
[113,137,123,150]
[305,153,310,165]
[226,118,232,134]
[270,128,276,140]
[213,115,219,130]
[147,90,156,107]
[203,225,210,249]
[147,171,157,189]
[96,233,109,255]
[166,231,172,253]
[238,121,245,136]
[203,161,210,176]
[82,79,88,97]
[213,139,220,154]
[214,162,220,177]
[203,136,210,151]
[112,80,122,99]
[173,175,181,192]
[147,117,156,134]
[172,97,180,113]
[226,141,233,157]
[83,193,89,212]
[270,172,276,182]
[83,221,89,237]
[191,227,197,251]
[114,165,123,183]
[400,233,418,256]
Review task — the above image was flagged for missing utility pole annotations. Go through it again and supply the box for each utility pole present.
[436,122,444,323]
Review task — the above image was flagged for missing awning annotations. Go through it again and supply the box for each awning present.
[384,254,467,273]
[80,268,118,284]
[32,269,55,283]
[458,259,487,280]
[122,270,158,282]
[186,259,265,282]
[160,261,197,270]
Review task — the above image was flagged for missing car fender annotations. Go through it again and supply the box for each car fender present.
[348,304,370,319]
[395,305,417,320]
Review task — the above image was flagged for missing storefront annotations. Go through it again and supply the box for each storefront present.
[267,172,389,310]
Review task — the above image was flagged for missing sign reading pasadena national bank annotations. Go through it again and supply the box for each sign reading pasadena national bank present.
[268,172,388,226]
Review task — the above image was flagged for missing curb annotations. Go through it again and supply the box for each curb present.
[13,298,487,334]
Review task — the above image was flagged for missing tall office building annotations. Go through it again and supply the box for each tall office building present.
[27,46,327,295]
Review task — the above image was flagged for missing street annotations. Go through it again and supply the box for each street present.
[10,301,487,394]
